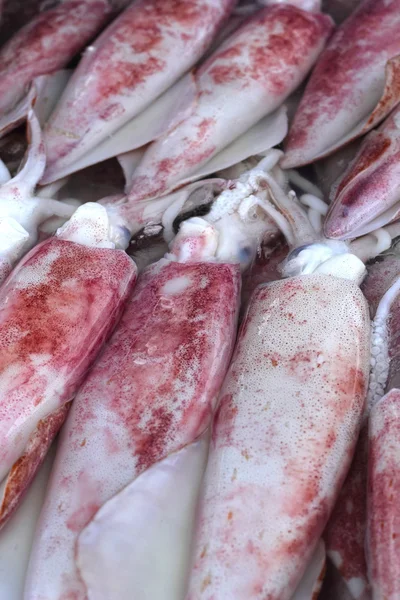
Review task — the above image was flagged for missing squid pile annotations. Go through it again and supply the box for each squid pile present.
[1,0,400,599]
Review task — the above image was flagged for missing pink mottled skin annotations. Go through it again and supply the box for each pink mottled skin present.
[42,0,235,182]
[0,0,111,118]
[124,4,333,210]
[324,425,370,600]
[325,105,400,240]
[283,0,400,168]
[25,260,240,600]
[186,274,370,600]
[362,254,400,319]
[0,237,136,529]
[368,389,400,600]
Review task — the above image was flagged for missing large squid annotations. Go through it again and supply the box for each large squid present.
[24,157,282,599]
[282,0,400,169]
[0,202,136,531]
[184,161,397,599]
[0,0,111,134]
[323,247,400,600]
[40,0,236,184]
[120,2,332,204]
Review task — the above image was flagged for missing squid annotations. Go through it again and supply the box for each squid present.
[40,0,236,184]
[24,156,283,599]
[368,388,400,600]
[364,271,400,600]
[323,248,400,600]
[184,160,400,599]
[0,202,136,532]
[281,0,400,169]
[0,0,111,134]
[0,447,55,600]
[0,109,77,284]
[324,104,400,240]
[120,2,332,204]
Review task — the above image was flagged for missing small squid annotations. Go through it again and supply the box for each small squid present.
[282,0,400,169]
[0,0,111,132]
[324,104,400,240]
[0,108,77,284]
[121,2,332,204]
[40,0,236,184]
[0,202,136,531]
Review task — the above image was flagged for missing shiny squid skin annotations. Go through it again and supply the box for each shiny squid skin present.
[282,0,400,169]
[0,237,136,529]
[41,0,235,183]
[25,259,240,600]
[124,4,333,207]
[186,274,370,600]
[0,0,111,119]
[325,105,400,240]
[367,388,400,600]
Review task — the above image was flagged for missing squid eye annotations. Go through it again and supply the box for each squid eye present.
[238,245,253,264]
[116,226,132,249]
[286,244,314,261]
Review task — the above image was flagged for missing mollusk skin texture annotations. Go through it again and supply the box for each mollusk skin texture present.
[282,0,400,169]
[324,425,370,600]
[125,4,333,205]
[368,389,400,600]
[325,105,400,240]
[41,0,235,183]
[186,274,370,600]
[25,259,240,600]
[0,0,110,118]
[0,237,136,528]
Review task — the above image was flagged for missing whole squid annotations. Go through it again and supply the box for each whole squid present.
[324,104,400,240]
[282,0,400,169]
[24,157,282,600]
[365,272,400,599]
[323,248,400,600]
[0,202,136,530]
[368,388,400,600]
[121,3,332,204]
[41,0,236,183]
[185,159,381,599]
[0,0,111,128]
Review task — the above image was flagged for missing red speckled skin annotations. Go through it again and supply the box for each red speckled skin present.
[283,0,400,168]
[42,0,235,181]
[0,237,136,512]
[125,4,332,208]
[324,424,370,600]
[368,389,400,600]
[187,274,370,600]
[325,105,400,240]
[362,255,400,319]
[0,0,110,117]
[25,259,240,600]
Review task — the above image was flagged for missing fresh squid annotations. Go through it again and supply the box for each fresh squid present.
[282,0,400,169]
[23,155,285,600]
[323,243,400,599]
[368,388,400,600]
[184,158,384,599]
[0,0,111,128]
[324,104,400,240]
[40,0,236,183]
[121,3,332,204]
[0,202,136,531]
[0,109,77,284]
